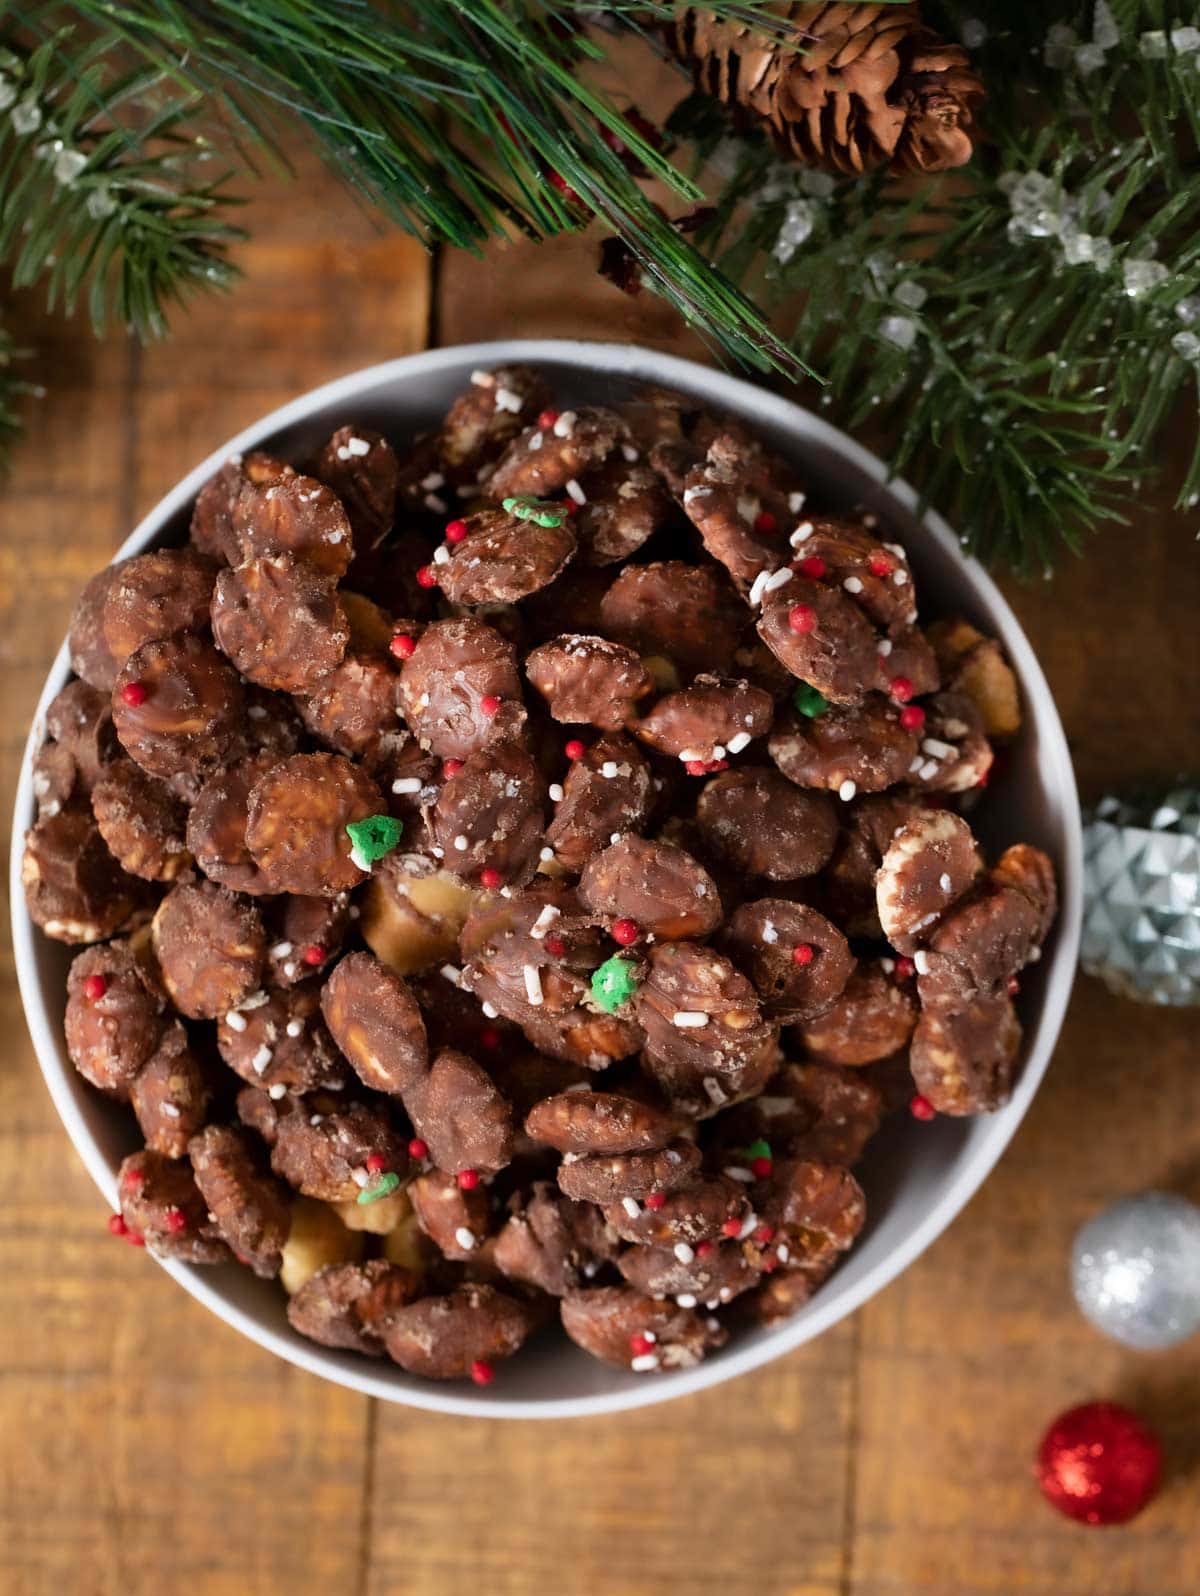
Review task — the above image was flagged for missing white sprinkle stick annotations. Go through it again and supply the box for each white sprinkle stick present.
[440,963,462,986]
[268,1083,288,1100]
[788,491,807,513]
[548,782,564,803]
[565,477,587,505]
[838,779,858,801]
[494,386,523,413]
[922,737,955,759]
[621,1196,641,1219]
[939,872,953,892]
[250,1044,273,1076]
[269,941,294,959]
[454,1227,477,1251]
[763,566,792,594]
[630,1353,660,1373]
[224,1011,247,1033]
[672,1011,709,1028]
[748,569,771,608]
[347,437,370,457]
[673,1242,695,1264]
[676,1293,697,1308]
[391,776,422,795]
[529,903,561,941]
[285,1019,304,1038]
[524,964,544,1006]
[601,760,619,779]
[914,951,931,975]
[843,576,864,594]
[789,520,814,546]
[726,731,751,754]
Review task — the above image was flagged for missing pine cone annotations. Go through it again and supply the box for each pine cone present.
[666,3,983,175]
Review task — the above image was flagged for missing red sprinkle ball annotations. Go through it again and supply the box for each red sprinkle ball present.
[470,1359,495,1387]
[164,1207,187,1235]
[83,973,108,1002]
[389,632,416,661]
[479,694,501,718]
[792,943,815,967]
[119,681,147,707]
[889,675,915,704]
[537,408,560,430]
[610,917,640,947]
[798,555,827,580]
[721,1217,743,1238]
[444,518,468,544]
[479,1027,501,1050]
[753,1223,775,1245]
[365,1153,388,1175]
[443,758,464,778]
[909,1094,936,1121]
[415,564,439,590]
[628,1333,656,1358]
[302,944,327,967]
[543,935,566,959]
[899,704,926,731]
[787,603,817,635]
[643,1193,666,1211]
[684,758,729,776]
[564,739,586,761]
[695,1240,716,1258]
[750,1156,773,1180]
[479,867,503,890]
[760,1253,780,1274]
[122,1166,145,1192]
[407,1138,429,1161]
[107,1213,128,1237]
[893,956,916,981]
[868,553,893,578]
[753,509,777,536]
[127,1232,146,1248]
[1008,976,1021,997]
[457,1168,480,1191]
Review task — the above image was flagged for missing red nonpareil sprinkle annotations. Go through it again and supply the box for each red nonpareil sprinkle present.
[389,632,416,661]
[750,1156,773,1180]
[753,510,777,536]
[753,1223,776,1246]
[83,973,108,1002]
[889,675,914,704]
[122,1166,145,1192]
[629,1333,655,1358]
[792,943,815,967]
[127,1231,146,1248]
[760,1253,779,1274]
[868,553,893,577]
[407,1138,429,1161]
[479,694,501,718]
[107,1213,128,1237]
[610,917,640,947]
[543,935,566,959]
[893,956,915,980]
[470,1359,495,1387]
[564,739,585,761]
[1008,976,1020,997]
[442,758,464,778]
[444,518,468,544]
[910,1094,936,1121]
[788,603,816,635]
[721,1217,743,1238]
[643,1193,666,1211]
[302,944,327,967]
[479,1027,501,1049]
[164,1207,187,1235]
[120,681,147,707]
[457,1168,480,1191]
[366,1153,388,1175]
[899,704,926,731]
[798,555,827,580]
[695,1240,715,1258]
[416,564,439,589]
[684,758,729,776]
[479,867,503,890]
[537,409,560,430]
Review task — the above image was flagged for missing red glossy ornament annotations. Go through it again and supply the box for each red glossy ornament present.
[909,1094,936,1121]
[1036,1402,1162,1526]
[610,917,640,947]
[302,943,327,967]
[456,1168,480,1191]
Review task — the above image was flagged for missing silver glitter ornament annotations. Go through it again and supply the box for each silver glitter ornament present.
[1072,1191,1200,1350]
[1082,781,1200,1004]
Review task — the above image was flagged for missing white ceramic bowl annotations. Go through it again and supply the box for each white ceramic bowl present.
[11,340,1083,1418]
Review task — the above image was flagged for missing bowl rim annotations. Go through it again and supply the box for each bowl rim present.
[10,337,1083,1419]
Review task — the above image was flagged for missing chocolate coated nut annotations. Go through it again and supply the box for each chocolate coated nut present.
[487,405,621,500]
[631,676,773,761]
[69,563,127,690]
[908,691,992,793]
[909,993,1021,1115]
[493,1183,619,1297]
[430,741,546,888]
[438,506,576,606]
[572,457,672,566]
[617,1239,761,1306]
[218,982,348,1095]
[558,1137,701,1204]
[287,1260,420,1355]
[524,1090,680,1156]
[151,881,266,1019]
[484,1053,593,1146]
[187,754,280,895]
[399,616,526,761]
[560,1286,727,1371]
[679,449,785,593]
[315,427,399,541]
[22,808,145,943]
[189,1124,292,1278]
[245,752,384,896]
[918,886,1043,1010]
[599,560,747,678]
[118,1148,230,1263]
[720,900,854,1024]
[32,744,77,817]
[768,696,920,795]
[298,649,407,766]
[321,951,429,1095]
[757,577,881,706]
[212,555,349,694]
[718,1062,883,1169]
[265,893,351,986]
[409,1169,492,1261]
[876,810,981,949]
[232,474,353,576]
[191,451,293,566]
[603,1175,750,1245]
[112,632,247,784]
[45,680,121,791]
[383,1283,537,1380]
[271,1099,409,1202]
[544,732,654,872]
[695,766,837,881]
[822,793,927,936]
[798,961,918,1066]
[130,1022,211,1158]
[102,549,217,667]
[927,618,1021,740]
[403,1048,513,1176]
[65,941,166,1094]
[788,519,916,633]
[578,834,721,940]
[991,844,1057,943]
[525,634,653,729]
[91,757,192,881]
[762,1158,867,1272]
[744,1269,819,1325]
[438,366,551,475]
[872,625,939,700]
[243,685,306,759]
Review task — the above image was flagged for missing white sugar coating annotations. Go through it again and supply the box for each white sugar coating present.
[270,941,294,959]
[630,1353,660,1373]
[161,1103,181,1120]
[454,1226,477,1251]
[939,872,953,892]
[494,386,523,413]
[565,478,587,505]
[224,1011,248,1033]
[764,566,792,593]
[843,576,864,594]
[523,964,544,1006]
[672,1010,708,1028]
[676,1293,697,1308]
[838,779,858,801]
[453,834,469,851]
[440,964,462,985]
[914,950,931,975]
[285,1019,304,1038]
[790,520,814,546]
[347,437,371,457]
[251,1044,273,1075]
[601,761,619,779]
[391,776,422,794]
[674,1242,695,1264]
[726,731,751,754]
[268,1083,288,1100]
[621,1196,641,1218]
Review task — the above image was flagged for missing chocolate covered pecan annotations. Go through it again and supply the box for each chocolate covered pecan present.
[768,696,920,798]
[22,807,145,943]
[493,1183,618,1297]
[189,1124,292,1277]
[822,792,927,936]
[245,752,384,896]
[438,506,576,606]
[69,563,128,690]
[297,648,407,766]
[578,834,721,941]
[91,757,192,881]
[65,940,166,1094]
[384,1283,537,1380]
[315,427,400,542]
[908,691,992,793]
[488,406,621,501]
[44,680,120,791]
[524,1090,680,1156]
[438,366,551,476]
[287,1259,420,1355]
[152,881,266,1019]
[757,576,881,706]
[927,617,1021,740]
[187,753,279,895]
[31,743,77,817]
[679,440,787,594]
[798,960,918,1066]
[717,1062,883,1169]
[544,732,654,872]
[617,1239,761,1307]
[112,632,246,785]
[720,900,854,1024]
[408,1168,492,1261]
[744,1269,818,1325]
[760,1158,866,1273]
[321,951,429,1095]
[430,740,546,888]
[559,1137,702,1204]
[787,519,916,633]
[117,1148,229,1262]
[102,548,217,668]
[399,616,526,760]
[191,451,294,566]
[876,809,981,949]
[560,1286,727,1371]
[218,982,348,1095]
[991,843,1057,943]
[630,676,773,763]
[525,634,653,729]
[572,456,673,566]
[599,560,747,677]
[695,765,837,881]
[271,1098,409,1203]
[212,555,349,694]
[130,1022,211,1158]
[909,993,1021,1116]
[403,1048,513,1176]
[602,1174,750,1246]
[917,884,1044,1010]
[265,892,352,986]
[232,474,353,577]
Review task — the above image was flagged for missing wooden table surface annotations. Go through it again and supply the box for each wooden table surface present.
[2,144,1198,1596]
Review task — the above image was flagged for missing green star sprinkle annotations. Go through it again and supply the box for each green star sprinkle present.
[590,955,639,1014]
[346,814,403,869]
[357,1170,401,1206]
[744,1138,772,1163]
[793,683,829,718]
[502,495,568,529]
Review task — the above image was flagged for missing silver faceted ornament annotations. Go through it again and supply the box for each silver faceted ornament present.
[1072,1191,1200,1350]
